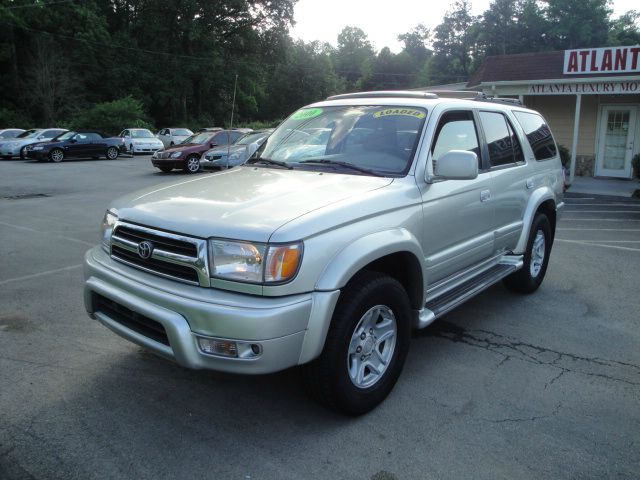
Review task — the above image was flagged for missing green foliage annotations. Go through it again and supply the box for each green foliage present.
[0,0,638,127]
[0,108,31,128]
[632,154,640,179]
[557,144,571,167]
[72,97,153,135]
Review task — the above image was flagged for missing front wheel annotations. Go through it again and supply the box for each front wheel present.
[106,147,119,160]
[504,213,552,293]
[49,148,64,163]
[184,154,201,173]
[304,271,411,415]
[20,146,28,160]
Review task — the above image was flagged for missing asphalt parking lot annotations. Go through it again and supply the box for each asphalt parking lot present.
[1,156,639,480]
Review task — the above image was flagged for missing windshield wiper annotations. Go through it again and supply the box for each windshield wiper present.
[297,159,383,177]
[247,157,293,169]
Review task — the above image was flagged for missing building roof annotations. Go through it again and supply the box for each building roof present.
[467,50,635,86]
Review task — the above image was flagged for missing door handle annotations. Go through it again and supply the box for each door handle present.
[480,190,491,202]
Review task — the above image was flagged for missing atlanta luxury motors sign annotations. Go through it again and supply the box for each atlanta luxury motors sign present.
[563,45,640,75]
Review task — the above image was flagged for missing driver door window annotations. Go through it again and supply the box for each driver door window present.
[431,110,481,169]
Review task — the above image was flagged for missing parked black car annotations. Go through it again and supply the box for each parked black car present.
[25,131,126,162]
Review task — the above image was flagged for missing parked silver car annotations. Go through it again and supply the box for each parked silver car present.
[201,129,273,170]
[156,128,193,148]
[84,91,564,415]
[0,128,25,139]
[119,128,164,154]
[0,128,67,159]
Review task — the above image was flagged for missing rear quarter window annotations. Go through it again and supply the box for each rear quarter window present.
[513,111,557,161]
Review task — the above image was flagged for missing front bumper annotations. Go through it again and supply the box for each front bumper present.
[152,158,185,169]
[1,146,21,157]
[132,144,163,153]
[83,246,339,374]
[25,149,49,160]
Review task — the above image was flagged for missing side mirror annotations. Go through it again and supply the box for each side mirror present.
[433,150,478,180]
[37,136,44,140]
[210,142,218,148]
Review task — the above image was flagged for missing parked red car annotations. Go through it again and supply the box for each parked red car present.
[151,129,246,173]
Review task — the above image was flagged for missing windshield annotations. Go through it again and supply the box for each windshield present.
[254,105,427,176]
[17,129,40,139]
[131,129,154,138]
[182,132,212,144]
[173,128,192,136]
[236,132,269,145]
[55,131,76,141]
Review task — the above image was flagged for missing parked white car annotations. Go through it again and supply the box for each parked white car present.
[119,128,164,154]
[0,128,25,139]
[156,128,193,148]
[0,128,67,159]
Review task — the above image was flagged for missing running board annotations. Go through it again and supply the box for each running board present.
[415,257,523,329]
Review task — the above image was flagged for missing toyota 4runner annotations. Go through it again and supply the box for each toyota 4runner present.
[84,91,564,415]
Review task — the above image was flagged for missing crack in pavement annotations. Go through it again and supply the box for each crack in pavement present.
[420,321,640,387]
[484,402,563,424]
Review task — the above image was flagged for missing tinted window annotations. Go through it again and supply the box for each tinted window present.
[42,130,61,139]
[479,111,523,167]
[513,111,557,160]
[214,132,230,145]
[228,131,243,143]
[431,110,480,166]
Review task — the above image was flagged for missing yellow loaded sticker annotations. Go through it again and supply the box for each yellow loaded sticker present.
[373,108,426,119]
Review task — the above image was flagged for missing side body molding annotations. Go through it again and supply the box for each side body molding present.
[514,186,556,253]
[315,228,426,296]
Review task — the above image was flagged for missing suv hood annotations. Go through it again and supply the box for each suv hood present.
[112,167,393,242]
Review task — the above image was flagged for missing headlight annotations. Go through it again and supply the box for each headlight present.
[170,151,183,158]
[229,152,242,161]
[101,210,118,251]
[208,240,302,284]
[32,146,44,151]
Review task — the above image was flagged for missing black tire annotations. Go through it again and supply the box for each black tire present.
[184,154,201,174]
[503,213,552,293]
[129,144,134,155]
[304,271,412,415]
[20,146,27,160]
[49,148,64,163]
[106,147,119,160]
[158,166,173,173]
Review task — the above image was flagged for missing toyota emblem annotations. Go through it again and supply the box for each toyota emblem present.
[137,241,154,259]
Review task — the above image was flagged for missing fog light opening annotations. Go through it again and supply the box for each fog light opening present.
[196,336,263,359]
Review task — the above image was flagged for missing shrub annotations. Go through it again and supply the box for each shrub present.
[557,144,571,167]
[632,153,640,179]
[0,107,32,129]
[72,96,153,135]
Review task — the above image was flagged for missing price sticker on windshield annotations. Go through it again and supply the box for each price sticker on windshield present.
[373,108,426,119]
[291,108,324,120]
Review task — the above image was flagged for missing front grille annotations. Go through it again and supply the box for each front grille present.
[112,245,200,283]
[110,223,206,285]
[115,226,197,257]
[93,293,170,346]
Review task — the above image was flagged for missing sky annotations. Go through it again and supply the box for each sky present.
[290,0,639,53]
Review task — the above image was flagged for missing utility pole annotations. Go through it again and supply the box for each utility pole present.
[230,74,238,129]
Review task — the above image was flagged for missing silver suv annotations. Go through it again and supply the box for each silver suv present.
[84,91,564,415]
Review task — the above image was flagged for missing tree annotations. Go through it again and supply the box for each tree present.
[543,0,612,49]
[608,10,640,46]
[429,0,480,84]
[334,26,376,87]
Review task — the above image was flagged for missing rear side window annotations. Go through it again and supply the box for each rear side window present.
[513,111,557,160]
[479,111,524,167]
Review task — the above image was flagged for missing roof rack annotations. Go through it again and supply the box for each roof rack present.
[325,90,522,106]
[327,91,438,100]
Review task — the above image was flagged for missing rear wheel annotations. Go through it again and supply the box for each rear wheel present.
[106,147,119,160]
[49,148,64,163]
[184,154,201,173]
[304,271,411,415]
[129,143,134,155]
[504,213,552,293]
[20,146,28,160]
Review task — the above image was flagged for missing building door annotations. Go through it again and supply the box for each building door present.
[596,106,637,178]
